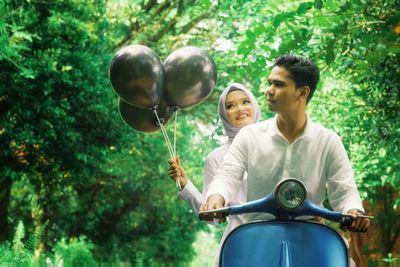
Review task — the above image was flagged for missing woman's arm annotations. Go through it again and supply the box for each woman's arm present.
[168,156,205,213]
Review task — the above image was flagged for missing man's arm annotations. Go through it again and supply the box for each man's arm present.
[202,153,219,195]
[326,132,370,232]
[200,129,249,219]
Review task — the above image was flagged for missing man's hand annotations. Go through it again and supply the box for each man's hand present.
[347,209,370,232]
[168,156,188,188]
[199,194,225,221]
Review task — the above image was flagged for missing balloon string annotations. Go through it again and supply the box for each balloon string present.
[172,108,181,190]
[160,124,174,157]
[153,110,173,158]
[160,123,174,159]
[173,109,178,158]
[153,109,181,190]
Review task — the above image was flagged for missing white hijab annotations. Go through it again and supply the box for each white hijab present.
[217,83,261,142]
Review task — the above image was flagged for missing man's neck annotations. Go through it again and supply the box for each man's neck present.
[276,111,307,144]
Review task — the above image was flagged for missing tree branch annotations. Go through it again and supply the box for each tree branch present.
[390,227,400,253]
[151,0,173,20]
[149,0,180,42]
[179,10,214,35]
[113,0,175,49]
[144,0,157,12]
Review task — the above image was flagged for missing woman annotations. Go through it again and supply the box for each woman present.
[168,82,260,261]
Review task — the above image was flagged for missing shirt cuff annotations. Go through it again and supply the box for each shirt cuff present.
[177,181,197,200]
[342,204,365,214]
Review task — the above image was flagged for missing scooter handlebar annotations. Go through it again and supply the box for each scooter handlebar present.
[198,207,230,220]
[198,199,374,224]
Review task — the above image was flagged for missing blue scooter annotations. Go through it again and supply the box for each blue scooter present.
[199,178,372,267]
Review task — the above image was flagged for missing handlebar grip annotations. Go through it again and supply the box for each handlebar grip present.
[198,207,230,221]
[339,217,353,231]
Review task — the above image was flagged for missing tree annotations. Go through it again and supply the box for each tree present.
[1,0,220,265]
[0,0,122,251]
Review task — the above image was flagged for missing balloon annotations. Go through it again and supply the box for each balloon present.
[163,46,217,109]
[109,45,164,108]
[118,98,172,133]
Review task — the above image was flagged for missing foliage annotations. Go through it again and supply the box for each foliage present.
[0,0,122,242]
[0,220,95,267]
[52,237,96,267]
[0,220,43,266]
[1,0,216,265]
[382,253,399,267]
[0,0,399,265]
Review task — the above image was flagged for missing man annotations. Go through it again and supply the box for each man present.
[200,55,370,232]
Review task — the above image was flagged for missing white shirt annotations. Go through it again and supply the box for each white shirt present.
[207,116,364,223]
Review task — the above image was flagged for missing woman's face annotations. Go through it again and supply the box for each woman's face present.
[225,90,254,128]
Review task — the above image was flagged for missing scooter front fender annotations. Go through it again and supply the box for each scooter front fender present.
[220,220,348,267]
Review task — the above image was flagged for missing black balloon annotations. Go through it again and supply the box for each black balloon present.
[118,98,172,133]
[163,46,217,109]
[110,45,164,108]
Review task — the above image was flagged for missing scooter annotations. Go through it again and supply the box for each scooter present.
[199,178,373,267]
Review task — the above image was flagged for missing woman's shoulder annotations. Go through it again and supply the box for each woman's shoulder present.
[207,143,229,159]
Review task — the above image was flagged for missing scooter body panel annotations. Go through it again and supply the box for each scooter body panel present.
[220,220,348,267]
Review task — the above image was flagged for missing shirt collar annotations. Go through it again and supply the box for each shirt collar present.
[269,114,316,140]
[270,115,280,137]
[301,114,315,139]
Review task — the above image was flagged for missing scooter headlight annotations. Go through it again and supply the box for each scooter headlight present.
[274,178,306,211]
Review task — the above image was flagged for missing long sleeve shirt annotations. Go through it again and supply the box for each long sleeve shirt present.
[206,116,364,223]
[178,142,248,229]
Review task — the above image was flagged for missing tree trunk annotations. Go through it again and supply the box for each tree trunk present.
[349,184,400,266]
[0,178,12,242]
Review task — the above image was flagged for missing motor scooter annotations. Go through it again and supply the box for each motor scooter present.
[199,178,372,267]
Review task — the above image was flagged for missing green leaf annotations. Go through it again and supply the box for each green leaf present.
[297,2,313,15]
[245,29,256,41]
[314,0,323,10]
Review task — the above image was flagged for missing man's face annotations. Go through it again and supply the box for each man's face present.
[265,66,302,114]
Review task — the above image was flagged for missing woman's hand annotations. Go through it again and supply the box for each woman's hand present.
[168,156,188,188]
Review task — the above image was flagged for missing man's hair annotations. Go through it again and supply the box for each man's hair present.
[273,55,320,103]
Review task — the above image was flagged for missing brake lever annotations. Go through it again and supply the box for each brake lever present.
[342,213,374,219]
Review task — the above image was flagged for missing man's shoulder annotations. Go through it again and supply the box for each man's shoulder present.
[309,120,341,141]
